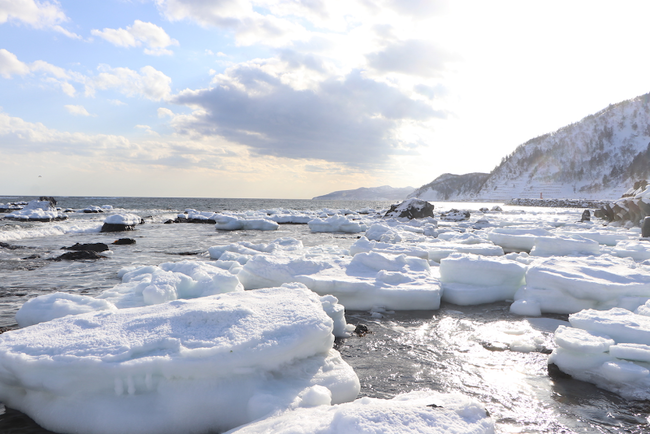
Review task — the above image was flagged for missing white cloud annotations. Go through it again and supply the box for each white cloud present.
[91,20,179,56]
[0,49,79,95]
[0,48,30,78]
[87,65,172,101]
[0,0,79,37]
[64,104,92,116]
[157,107,174,117]
[108,99,126,106]
[155,0,309,47]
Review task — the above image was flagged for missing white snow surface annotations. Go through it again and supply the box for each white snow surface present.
[549,307,650,400]
[237,251,441,310]
[5,200,66,221]
[104,213,142,225]
[215,215,279,231]
[15,292,117,327]
[513,256,650,315]
[308,215,368,233]
[440,253,526,305]
[97,260,244,308]
[0,286,361,434]
[225,390,494,434]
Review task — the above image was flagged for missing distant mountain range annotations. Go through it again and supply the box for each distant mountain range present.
[315,92,650,202]
[312,185,414,201]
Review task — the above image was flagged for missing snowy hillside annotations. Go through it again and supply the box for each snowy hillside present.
[312,185,414,201]
[412,93,650,201]
[476,93,650,200]
[408,173,489,201]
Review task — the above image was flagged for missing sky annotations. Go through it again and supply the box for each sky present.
[1,0,649,199]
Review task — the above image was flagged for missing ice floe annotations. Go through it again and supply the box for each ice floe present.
[4,200,67,222]
[440,253,526,305]
[512,256,650,315]
[226,390,494,434]
[238,251,441,310]
[0,286,360,434]
[550,307,650,400]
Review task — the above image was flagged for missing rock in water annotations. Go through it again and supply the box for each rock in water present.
[100,214,143,232]
[52,251,106,261]
[384,198,434,219]
[113,238,136,245]
[63,243,109,252]
[643,216,650,238]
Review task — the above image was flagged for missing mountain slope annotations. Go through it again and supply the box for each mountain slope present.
[475,93,650,200]
[312,185,414,201]
[411,92,650,201]
[408,173,489,201]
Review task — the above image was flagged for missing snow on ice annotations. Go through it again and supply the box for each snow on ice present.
[0,286,360,434]
[225,391,494,434]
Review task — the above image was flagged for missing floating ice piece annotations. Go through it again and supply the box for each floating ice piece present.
[425,242,504,263]
[215,215,279,231]
[513,256,650,315]
[98,260,244,308]
[529,235,600,257]
[208,238,303,260]
[439,253,526,305]
[225,390,494,434]
[16,292,117,327]
[487,228,553,252]
[349,236,429,259]
[238,252,441,310]
[0,287,360,434]
[308,215,367,233]
[557,229,628,246]
[549,308,650,400]
[612,240,650,262]
[5,200,67,222]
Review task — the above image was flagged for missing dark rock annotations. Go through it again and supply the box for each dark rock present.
[101,223,136,232]
[164,219,176,224]
[51,251,106,261]
[63,242,109,252]
[354,324,370,337]
[643,217,650,238]
[113,238,136,245]
[0,242,24,250]
[39,196,57,207]
[547,363,572,379]
[579,210,591,222]
[479,207,489,212]
[384,198,434,219]
[491,206,503,212]
[22,254,40,260]
[439,209,471,221]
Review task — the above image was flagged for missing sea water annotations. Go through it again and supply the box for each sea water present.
[0,196,648,433]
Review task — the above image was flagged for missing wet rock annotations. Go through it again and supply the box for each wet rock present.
[113,238,136,245]
[39,196,57,207]
[439,209,471,221]
[51,251,107,261]
[579,210,591,222]
[643,217,650,238]
[63,242,109,252]
[384,198,434,219]
[354,324,370,337]
[0,242,25,250]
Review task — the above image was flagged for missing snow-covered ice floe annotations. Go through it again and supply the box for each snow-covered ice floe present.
[511,255,650,316]
[550,307,650,400]
[4,200,67,222]
[238,251,441,310]
[0,286,360,434]
[225,390,494,434]
[208,237,304,271]
[440,253,526,305]
[215,215,279,231]
[308,215,368,233]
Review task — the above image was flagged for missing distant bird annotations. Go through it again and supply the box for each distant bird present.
[38,175,42,177]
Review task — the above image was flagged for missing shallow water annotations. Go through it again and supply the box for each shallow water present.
[0,196,648,433]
